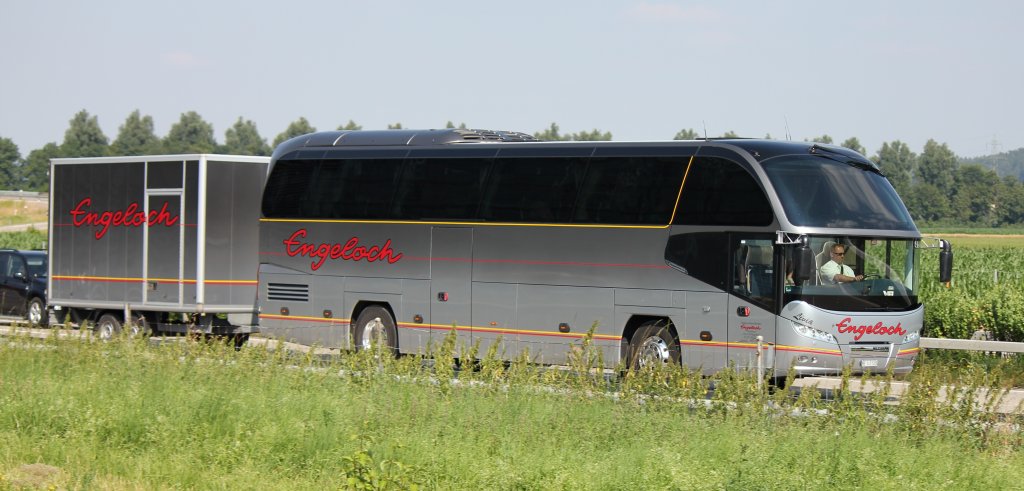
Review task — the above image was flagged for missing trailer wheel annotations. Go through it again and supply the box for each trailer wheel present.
[26,297,46,327]
[353,305,398,355]
[126,314,151,338]
[96,313,123,341]
[628,320,680,370]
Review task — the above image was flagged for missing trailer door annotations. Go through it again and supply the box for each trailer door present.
[144,192,183,304]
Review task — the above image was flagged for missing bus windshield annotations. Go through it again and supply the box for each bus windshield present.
[784,236,920,311]
[762,154,916,231]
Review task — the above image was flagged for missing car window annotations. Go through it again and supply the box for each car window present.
[10,255,26,278]
[25,256,46,277]
[0,253,11,278]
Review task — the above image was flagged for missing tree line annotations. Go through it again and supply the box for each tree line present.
[1,109,1022,227]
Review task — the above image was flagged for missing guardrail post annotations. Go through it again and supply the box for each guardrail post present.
[756,335,764,390]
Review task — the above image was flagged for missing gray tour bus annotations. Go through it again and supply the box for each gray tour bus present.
[257,129,951,376]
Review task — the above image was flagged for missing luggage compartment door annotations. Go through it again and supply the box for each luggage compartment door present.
[144,192,183,304]
[430,227,473,352]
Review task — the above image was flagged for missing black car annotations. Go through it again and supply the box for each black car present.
[0,249,48,325]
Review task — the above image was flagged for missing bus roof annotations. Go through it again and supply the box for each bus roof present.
[273,129,877,170]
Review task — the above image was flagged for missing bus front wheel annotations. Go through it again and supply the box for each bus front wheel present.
[628,321,680,369]
[353,305,398,356]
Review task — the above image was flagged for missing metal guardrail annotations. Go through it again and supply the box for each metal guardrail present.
[1,315,1020,353]
[0,191,46,199]
[920,337,1024,353]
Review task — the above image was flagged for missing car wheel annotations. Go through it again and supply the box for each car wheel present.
[26,297,46,327]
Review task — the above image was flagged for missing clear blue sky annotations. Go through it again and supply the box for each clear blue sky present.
[2,1,1021,158]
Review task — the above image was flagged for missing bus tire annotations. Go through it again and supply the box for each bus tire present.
[96,313,123,341]
[353,305,398,356]
[628,321,680,370]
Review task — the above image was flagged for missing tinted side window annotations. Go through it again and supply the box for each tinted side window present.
[573,156,687,225]
[481,157,586,222]
[307,159,403,219]
[674,156,773,226]
[262,160,316,218]
[665,232,729,290]
[392,158,490,220]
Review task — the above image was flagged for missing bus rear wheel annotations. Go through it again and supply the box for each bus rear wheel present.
[353,305,398,356]
[628,321,680,370]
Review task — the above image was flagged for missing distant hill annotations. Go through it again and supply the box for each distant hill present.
[962,147,1024,181]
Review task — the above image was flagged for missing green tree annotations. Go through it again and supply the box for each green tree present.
[273,117,317,148]
[0,137,20,189]
[808,134,833,144]
[534,123,612,141]
[905,182,949,223]
[874,141,917,196]
[952,164,1000,225]
[534,123,568,141]
[22,143,61,192]
[444,121,467,129]
[840,137,866,155]
[61,110,109,157]
[112,110,162,155]
[387,122,404,130]
[569,129,612,141]
[223,117,270,156]
[164,111,217,154]
[917,139,958,196]
[996,176,1024,225]
[337,120,362,131]
[720,130,739,139]
[673,129,699,140]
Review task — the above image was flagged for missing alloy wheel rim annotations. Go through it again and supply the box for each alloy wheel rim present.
[637,336,670,367]
[28,303,42,325]
[360,317,386,349]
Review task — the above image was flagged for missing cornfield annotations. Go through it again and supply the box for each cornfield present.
[920,244,1024,340]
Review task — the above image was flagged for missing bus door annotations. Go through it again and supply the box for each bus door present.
[430,227,473,353]
[727,236,777,372]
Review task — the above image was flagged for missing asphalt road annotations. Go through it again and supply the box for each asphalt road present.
[0,221,47,232]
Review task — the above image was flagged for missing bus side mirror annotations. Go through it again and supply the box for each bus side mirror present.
[792,243,814,282]
[939,241,953,283]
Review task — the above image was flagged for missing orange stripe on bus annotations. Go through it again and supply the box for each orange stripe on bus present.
[53,275,256,285]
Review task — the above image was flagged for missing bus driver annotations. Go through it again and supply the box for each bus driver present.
[820,243,864,284]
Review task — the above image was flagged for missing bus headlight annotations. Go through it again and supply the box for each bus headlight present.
[902,331,920,344]
[793,323,837,344]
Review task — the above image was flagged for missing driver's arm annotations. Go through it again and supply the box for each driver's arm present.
[833,271,864,283]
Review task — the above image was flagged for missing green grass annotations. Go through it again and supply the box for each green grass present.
[1,332,1022,490]
[916,350,1024,388]
[0,229,47,250]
